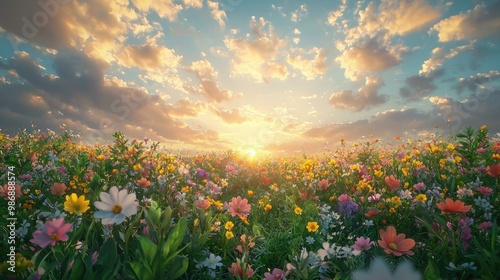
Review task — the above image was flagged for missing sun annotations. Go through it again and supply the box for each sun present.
[247,149,257,158]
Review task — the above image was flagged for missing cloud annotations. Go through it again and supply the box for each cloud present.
[431,2,500,42]
[302,108,441,144]
[131,0,183,21]
[118,43,182,71]
[399,69,445,101]
[187,59,241,102]
[291,4,308,22]
[336,37,408,81]
[329,76,387,111]
[454,70,500,93]
[211,107,248,124]
[327,2,347,26]
[207,1,227,28]
[379,0,440,35]
[0,51,219,146]
[420,44,473,76]
[224,16,287,82]
[287,47,327,80]
[183,0,203,8]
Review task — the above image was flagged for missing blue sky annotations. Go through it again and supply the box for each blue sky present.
[1,0,499,154]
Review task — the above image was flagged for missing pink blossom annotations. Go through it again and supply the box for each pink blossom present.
[413,182,426,191]
[318,179,330,190]
[228,196,251,218]
[195,199,210,210]
[30,218,73,248]
[478,221,492,231]
[264,268,287,280]
[338,194,351,202]
[477,186,493,196]
[352,236,374,252]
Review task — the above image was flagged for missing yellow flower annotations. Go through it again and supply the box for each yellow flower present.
[240,216,250,225]
[294,207,303,215]
[247,190,255,196]
[225,231,234,239]
[492,154,500,160]
[306,222,319,232]
[415,194,427,202]
[389,207,396,213]
[96,155,105,161]
[264,204,272,211]
[64,193,90,216]
[225,221,234,230]
[133,164,142,171]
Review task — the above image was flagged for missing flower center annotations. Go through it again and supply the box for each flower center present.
[50,233,58,240]
[388,243,398,250]
[112,204,122,214]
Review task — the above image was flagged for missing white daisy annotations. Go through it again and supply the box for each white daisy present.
[94,186,138,225]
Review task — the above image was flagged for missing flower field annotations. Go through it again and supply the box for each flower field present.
[1,126,499,279]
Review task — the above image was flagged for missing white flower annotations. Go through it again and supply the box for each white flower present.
[94,186,138,225]
[352,257,421,280]
[202,253,222,270]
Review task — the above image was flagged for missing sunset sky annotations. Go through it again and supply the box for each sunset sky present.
[1,0,499,154]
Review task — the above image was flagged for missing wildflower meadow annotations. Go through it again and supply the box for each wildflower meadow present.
[0,126,499,279]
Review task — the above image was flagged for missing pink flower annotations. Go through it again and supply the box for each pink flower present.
[318,179,330,190]
[264,268,287,280]
[0,184,22,200]
[338,193,351,202]
[478,221,492,231]
[194,199,210,210]
[228,196,251,218]
[477,186,493,196]
[368,193,381,202]
[486,163,500,178]
[413,182,426,191]
[384,175,400,191]
[30,218,73,248]
[50,182,67,196]
[136,178,151,188]
[352,236,374,252]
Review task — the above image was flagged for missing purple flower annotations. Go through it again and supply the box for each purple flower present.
[196,168,210,179]
[338,195,359,217]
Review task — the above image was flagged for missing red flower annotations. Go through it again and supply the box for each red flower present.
[436,198,471,214]
[365,209,380,218]
[486,163,500,178]
[378,226,415,256]
[384,175,400,191]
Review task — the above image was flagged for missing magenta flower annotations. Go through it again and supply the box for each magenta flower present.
[30,218,73,248]
[228,196,251,218]
[351,236,374,252]
[478,221,492,231]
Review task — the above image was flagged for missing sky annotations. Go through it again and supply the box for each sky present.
[0,0,500,155]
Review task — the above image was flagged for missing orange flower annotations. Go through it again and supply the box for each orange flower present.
[365,209,380,218]
[136,178,151,188]
[384,175,400,191]
[378,226,415,256]
[436,198,471,214]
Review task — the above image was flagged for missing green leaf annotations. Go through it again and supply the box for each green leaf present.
[131,261,155,280]
[164,256,188,280]
[138,236,158,265]
[97,237,117,266]
[161,218,186,260]
[424,259,442,280]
